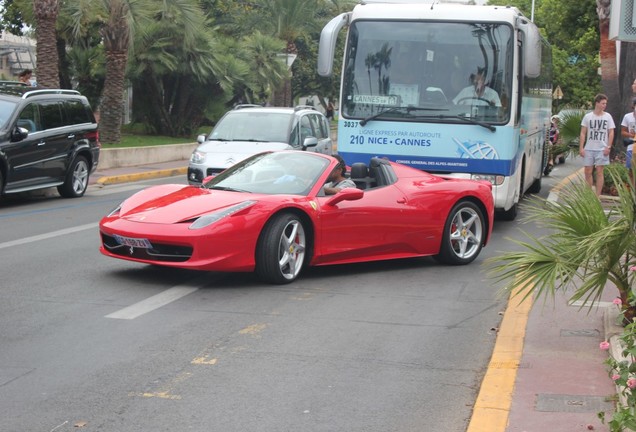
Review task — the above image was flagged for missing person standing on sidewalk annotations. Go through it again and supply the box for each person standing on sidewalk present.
[620,98,636,187]
[579,93,615,196]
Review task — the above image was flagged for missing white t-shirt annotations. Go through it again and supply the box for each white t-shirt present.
[453,86,501,107]
[621,111,636,135]
[581,111,615,151]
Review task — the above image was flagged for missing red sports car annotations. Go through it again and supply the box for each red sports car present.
[99,151,494,284]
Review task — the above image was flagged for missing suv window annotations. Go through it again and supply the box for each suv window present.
[17,103,41,132]
[40,100,65,129]
[64,100,92,125]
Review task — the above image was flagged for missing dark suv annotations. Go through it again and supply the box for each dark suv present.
[0,86,100,199]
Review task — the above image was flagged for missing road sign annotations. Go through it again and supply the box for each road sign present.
[553,86,563,99]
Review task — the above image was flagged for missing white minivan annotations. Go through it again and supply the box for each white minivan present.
[187,104,333,185]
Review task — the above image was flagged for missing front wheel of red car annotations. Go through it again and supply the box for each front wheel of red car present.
[256,213,307,284]
[435,200,485,265]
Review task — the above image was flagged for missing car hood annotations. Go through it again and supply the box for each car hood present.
[194,141,294,169]
[118,184,263,224]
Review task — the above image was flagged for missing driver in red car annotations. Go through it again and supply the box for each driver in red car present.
[323,155,356,195]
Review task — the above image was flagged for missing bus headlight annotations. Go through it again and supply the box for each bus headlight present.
[471,174,505,186]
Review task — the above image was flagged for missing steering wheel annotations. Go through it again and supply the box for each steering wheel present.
[456,97,494,106]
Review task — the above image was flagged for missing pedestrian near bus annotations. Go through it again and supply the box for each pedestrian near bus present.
[579,93,616,196]
[621,97,636,186]
[326,101,335,121]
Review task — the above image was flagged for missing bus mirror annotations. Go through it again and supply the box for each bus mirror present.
[318,12,351,77]
[518,18,542,78]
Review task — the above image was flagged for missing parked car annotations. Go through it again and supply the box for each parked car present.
[187,104,333,185]
[100,151,494,284]
[0,86,100,199]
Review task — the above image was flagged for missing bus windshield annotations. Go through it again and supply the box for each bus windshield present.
[342,21,514,125]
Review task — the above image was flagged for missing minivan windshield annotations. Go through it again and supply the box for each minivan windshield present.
[210,111,293,143]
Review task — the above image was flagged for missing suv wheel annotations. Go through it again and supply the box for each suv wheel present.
[58,156,89,198]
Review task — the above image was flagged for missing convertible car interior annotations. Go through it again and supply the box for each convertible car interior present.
[348,157,397,189]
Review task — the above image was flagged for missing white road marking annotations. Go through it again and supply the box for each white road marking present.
[90,184,147,196]
[0,222,98,250]
[105,276,209,320]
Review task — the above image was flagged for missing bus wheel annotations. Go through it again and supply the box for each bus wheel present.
[497,202,518,221]
[528,175,542,194]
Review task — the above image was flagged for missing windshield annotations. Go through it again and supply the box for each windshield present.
[0,99,17,129]
[204,152,330,195]
[342,21,513,124]
[209,111,293,143]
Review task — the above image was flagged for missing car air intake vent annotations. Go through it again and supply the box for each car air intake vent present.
[101,233,193,262]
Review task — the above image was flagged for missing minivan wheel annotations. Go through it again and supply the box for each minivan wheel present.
[58,156,89,198]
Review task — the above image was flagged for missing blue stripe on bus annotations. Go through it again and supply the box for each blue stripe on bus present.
[339,151,515,176]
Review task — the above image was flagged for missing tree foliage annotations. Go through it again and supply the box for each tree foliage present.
[6,0,357,138]
[488,0,601,110]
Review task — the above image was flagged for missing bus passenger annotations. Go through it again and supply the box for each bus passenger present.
[453,67,501,107]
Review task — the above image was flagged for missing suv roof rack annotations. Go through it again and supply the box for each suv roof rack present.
[0,80,28,87]
[22,89,81,99]
[294,105,317,112]
[233,104,262,110]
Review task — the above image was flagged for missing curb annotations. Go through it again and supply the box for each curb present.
[96,167,188,186]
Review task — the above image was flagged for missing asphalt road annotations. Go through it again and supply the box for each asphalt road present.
[0,162,578,432]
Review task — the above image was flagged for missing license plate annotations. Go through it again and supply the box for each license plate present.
[114,235,153,249]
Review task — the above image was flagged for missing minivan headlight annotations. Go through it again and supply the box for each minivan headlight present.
[191,151,206,164]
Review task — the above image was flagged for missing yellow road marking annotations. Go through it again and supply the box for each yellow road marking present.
[239,323,268,336]
[134,391,182,400]
[466,287,532,432]
[191,355,218,365]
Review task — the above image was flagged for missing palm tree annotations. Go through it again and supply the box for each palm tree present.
[241,31,288,103]
[127,10,241,136]
[257,0,320,106]
[365,53,375,94]
[33,0,60,88]
[487,171,636,321]
[373,43,392,95]
[65,0,204,143]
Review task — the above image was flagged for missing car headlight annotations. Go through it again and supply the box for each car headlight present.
[107,203,122,217]
[190,151,206,164]
[189,200,257,230]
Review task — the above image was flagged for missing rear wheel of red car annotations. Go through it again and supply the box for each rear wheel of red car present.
[58,155,89,198]
[256,213,307,284]
[435,200,485,265]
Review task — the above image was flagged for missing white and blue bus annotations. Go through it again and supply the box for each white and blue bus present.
[318,0,552,219]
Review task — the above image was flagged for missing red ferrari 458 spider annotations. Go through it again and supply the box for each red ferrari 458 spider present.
[99,151,494,284]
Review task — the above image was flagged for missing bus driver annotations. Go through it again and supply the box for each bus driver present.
[452,67,501,107]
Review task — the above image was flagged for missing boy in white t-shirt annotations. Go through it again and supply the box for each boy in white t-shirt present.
[580,93,616,196]
[620,97,635,185]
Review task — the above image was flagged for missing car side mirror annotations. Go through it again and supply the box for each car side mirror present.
[325,187,363,205]
[11,126,28,142]
[197,134,207,144]
[302,136,318,150]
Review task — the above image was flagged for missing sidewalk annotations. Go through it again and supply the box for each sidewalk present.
[90,158,624,432]
[90,159,189,186]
